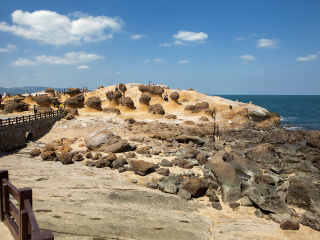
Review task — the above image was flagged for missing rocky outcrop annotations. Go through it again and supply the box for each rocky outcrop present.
[44,88,55,95]
[119,83,127,94]
[184,102,210,113]
[139,94,151,105]
[130,160,155,176]
[170,92,179,103]
[85,96,102,110]
[34,95,51,107]
[103,107,120,114]
[182,177,208,198]
[4,102,28,113]
[148,104,165,115]
[67,88,81,96]
[138,85,164,96]
[65,94,84,108]
[106,90,122,104]
[119,97,136,109]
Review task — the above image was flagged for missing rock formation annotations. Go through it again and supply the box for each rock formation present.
[85,96,102,110]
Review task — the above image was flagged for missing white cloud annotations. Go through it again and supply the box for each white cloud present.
[173,31,208,42]
[144,58,165,63]
[256,38,279,48]
[0,10,123,45]
[77,65,89,70]
[239,54,256,64]
[174,40,190,46]
[178,59,190,64]
[158,42,171,47]
[234,36,244,41]
[13,51,103,66]
[296,54,318,62]
[130,34,146,40]
[0,44,17,52]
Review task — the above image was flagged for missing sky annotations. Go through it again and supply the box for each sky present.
[0,0,319,94]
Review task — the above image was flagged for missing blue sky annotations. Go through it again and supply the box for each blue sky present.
[0,0,319,94]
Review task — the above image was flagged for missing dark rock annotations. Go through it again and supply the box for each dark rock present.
[229,201,240,209]
[138,84,164,96]
[211,202,222,210]
[182,177,208,198]
[177,189,191,200]
[125,152,137,158]
[244,183,291,214]
[65,108,79,115]
[165,114,177,119]
[157,168,170,176]
[85,152,93,159]
[100,139,131,153]
[300,211,320,231]
[160,159,172,167]
[246,143,282,169]
[102,107,120,115]
[4,102,28,113]
[206,189,220,203]
[146,181,158,189]
[65,114,75,120]
[85,96,102,110]
[105,153,117,162]
[72,154,84,161]
[280,219,300,230]
[59,152,74,165]
[67,88,81,96]
[148,104,165,115]
[65,94,84,108]
[119,97,135,109]
[254,209,264,218]
[95,159,111,168]
[130,160,155,176]
[118,167,126,173]
[112,157,127,169]
[30,148,41,157]
[136,146,150,154]
[106,90,122,103]
[93,153,102,160]
[197,153,208,165]
[170,92,179,102]
[139,94,151,105]
[34,95,51,107]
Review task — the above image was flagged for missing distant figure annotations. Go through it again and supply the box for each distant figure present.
[59,104,64,111]
[149,81,153,85]
[52,99,56,108]
[3,92,6,98]
[63,88,66,95]
[33,105,37,114]
[0,93,2,108]
[163,93,168,102]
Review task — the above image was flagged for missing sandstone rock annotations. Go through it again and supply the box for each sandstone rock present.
[106,90,122,103]
[65,94,84,108]
[148,104,165,115]
[182,177,208,198]
[72,154,84,161]
[38,107,53,114]
[175,135,206,145]
[93,153,102,160]
[85,152,93,159]
[211,202,222,210]
[34,95,51,107]
[163,184,178,194]
[139,94,151,105]
[59,152,74,165]
[41,151,56,161]
[204,150,242,202]
[30,149,41,157]
[67,88,81,96]
[44,88,55,94]
[160,159,172,167]
[157,168,170,176]
[229,201,240,209]
[136,146,150,154]
[105,153,117,162]
[130,160,155,176]
[269,213,291,224]
[4,102,28,113]
[85,96,102,110]
[84,130,119,151]
[280,219,300,230]
[206,189,220,203]
[146,181,158,189]
[103,107,120,114]
[96,159,111,168]
[119,97,135,109]
[170,92,179,102]
[100,139,132,153]
[197,153,208,165]
[244,183,291,214]
[125,152,137,158]
[138,85,164,96]
[239,196,253,207]
[65,108,79,115]
[246,143,282,169]
[165,114,177,119]
[85,160,95,167]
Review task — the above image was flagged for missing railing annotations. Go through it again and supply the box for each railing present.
[0,170,54,240]
[0,110,64,128]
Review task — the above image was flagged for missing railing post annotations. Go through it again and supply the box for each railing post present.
[18,188,32,240]
[8,118,10,125]
[16,117,18,124]
[0,119,2,127]
[0,170,9,221]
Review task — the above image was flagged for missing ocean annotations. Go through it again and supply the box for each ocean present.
[219,95,320,130]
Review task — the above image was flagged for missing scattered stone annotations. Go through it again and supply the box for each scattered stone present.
[105,153,117,162]
[163,184,178,194]
[211,202,222,210]
[65,114,75,120]
[95,159,111,168]
[85,152,93,159]
[85,160,95,167]
[229,201,240,210]
[197,153,208,165]
[199,116,209,121]
[300,211,320,231]
[59,152,74,165]
[130,178,138,183]
[157,168,170,176]
[183,170,194,177]
[41,151,56,161]
[136,146,150,154]
[160,159,172,167]
[93,153,102,160]
[239,196,253,207]
[280,219,300,230]
[148,104,165,115]
[165,114,177,119]
[139,94,151,105]
[72,154,84,162]
[85,96,102,110]
[102,107,120,115]
[30,149,41,157]
[130,160,155,176]
[182,177,208,198]
[146,181,158,189]
[118,167,126,173]
[112,157,127,169]
[125,152,137,158]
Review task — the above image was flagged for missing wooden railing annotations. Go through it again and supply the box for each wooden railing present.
[0,170,54,240]
[0,110,65,128]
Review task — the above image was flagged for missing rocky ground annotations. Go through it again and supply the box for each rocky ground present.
[1,114,320,239]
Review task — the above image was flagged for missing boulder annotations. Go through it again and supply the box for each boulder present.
[136,146,150,155]
[103,107,120,115]
[67,88,81,96]
[280,219,300,230]
[72,154,84,162]
[106,90,122,103]
[112,156,127,169]
[182,177,208,198]
[170,92,179,103]
[160,159,172,167]
[148,104,165,115]
[65,114,75,120]
[286,175,320,211]
[130,160,155,176]
[138,85,164,96]
[84,130,119,151]
[244,183,291,214]
[139,94,151,105]
[165,114,177,119]
[44,88,55,95]
[246,143,282,169]
[65,94,84,108]
[85,96,102,110]
[4,102,28,113]
[204,150,242,202]
[300,211,320,231]
[100,139,132,153]
[41,151,56,161]
[34,95,51,107]
[59,152,74,165]
[125,152,137,158]
[157,168,170,176]
[184,102,209,113]
[119,97,135,109]
[177,189,192,200]
[95,159,111,168]
[118,83,127,94]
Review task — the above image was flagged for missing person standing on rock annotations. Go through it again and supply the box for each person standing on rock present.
[163,93,168,102]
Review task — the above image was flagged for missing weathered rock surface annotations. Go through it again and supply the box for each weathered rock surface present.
[65,94,84,108]
[85,96,102,110]
[148,104,165,115]
[130,160,155,176]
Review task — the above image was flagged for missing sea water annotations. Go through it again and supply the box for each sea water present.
[219,95,320,130]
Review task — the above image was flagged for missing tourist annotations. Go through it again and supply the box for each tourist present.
[0,93,2,108]
[33,105,37,114]
[163,93,168,102]
[3,92,6,98]
[59,103,64,111]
